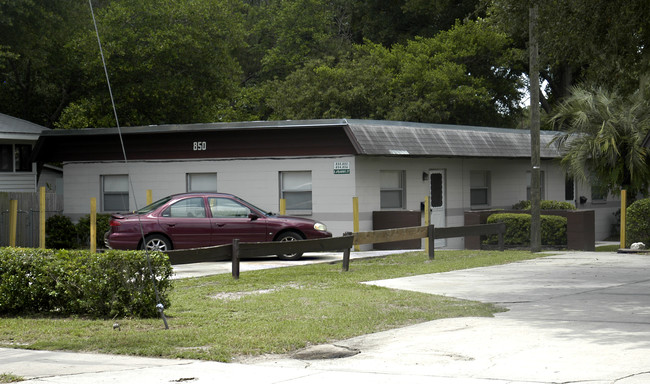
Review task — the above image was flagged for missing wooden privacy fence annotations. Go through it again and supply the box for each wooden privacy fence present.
[0,192,63,247]
[166,223,506,278]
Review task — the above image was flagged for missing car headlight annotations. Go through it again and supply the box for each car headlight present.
[313,222,327,231]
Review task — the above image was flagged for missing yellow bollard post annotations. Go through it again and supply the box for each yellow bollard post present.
[353,196,360,251]
[424,196,430,254]
[620,190,627,249]
[9,199,17,247]
[146,189,153,205]
[279,198,286,215]
[39,186,46,248]
[90,198,97,253]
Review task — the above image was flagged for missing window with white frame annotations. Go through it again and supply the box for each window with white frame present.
[470,171,490,206]
[589,173,607,202]
[280,171,312,213]
[526,171,545,200]
[380,170,405,209]
[187,173,217,192]
[102,174,129,212]
[0,143,32,172]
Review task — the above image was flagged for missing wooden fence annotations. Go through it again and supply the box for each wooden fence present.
[166,223,506,278]
[0,192,63,247]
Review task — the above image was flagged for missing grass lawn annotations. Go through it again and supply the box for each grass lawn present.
[0,250,545,362]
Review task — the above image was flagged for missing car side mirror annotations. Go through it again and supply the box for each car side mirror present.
[248,213,259,221]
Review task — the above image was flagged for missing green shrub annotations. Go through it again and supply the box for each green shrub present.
[625,198,650,247]
[76,214,111,248]
[45,215,78,249]
[541,215,569,245]
[0,248,173,318]
[511,200,576,210]
[486,213,567,246]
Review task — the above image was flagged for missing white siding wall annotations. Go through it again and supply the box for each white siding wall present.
[63,155,618,248]
[63,156,357,236]
[0,173,37,192]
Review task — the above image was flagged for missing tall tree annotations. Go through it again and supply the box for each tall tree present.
[241,0,354,84]
[0,0,88,127]
[57,0,247,128]
[550,83,650,200]
[264,20,524,127]
[348,0,481,46]
[485,0,650,112]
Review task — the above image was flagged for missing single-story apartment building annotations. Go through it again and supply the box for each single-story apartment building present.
[32,119,620,249]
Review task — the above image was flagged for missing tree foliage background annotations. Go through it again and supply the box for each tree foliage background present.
[0,0,649,130]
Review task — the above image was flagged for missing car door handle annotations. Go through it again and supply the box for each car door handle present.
[216,223,225,227]
[165,223,176,228]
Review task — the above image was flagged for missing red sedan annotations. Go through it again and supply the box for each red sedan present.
[104,192,332,259]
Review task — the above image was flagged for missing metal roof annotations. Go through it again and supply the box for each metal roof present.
[36,119,346,137]
[344,120,562,158]
[34,119,563,160]
[0,113,48,140]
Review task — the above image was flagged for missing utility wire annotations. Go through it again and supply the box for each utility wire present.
[88,0,169,329]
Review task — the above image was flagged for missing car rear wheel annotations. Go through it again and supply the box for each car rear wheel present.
[141,235,172,252]
[276,231,304,260]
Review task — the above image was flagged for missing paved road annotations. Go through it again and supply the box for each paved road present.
[2,251,650,383]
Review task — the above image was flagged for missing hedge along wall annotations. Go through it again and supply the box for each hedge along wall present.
[485,213,568,246]
[626,198,650,247]
[0,248,173,318]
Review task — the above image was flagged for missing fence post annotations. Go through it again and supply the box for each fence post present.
[39,187,46,249]
[232,239,240,280]
[428,225,435,260]
[353,196,360,251]
[9,199,17,247]
[90,198,97,253]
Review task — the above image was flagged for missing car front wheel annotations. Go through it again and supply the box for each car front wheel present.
[276,231,304,260]
[141,235,172,252]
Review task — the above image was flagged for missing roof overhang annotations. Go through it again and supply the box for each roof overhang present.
[0,113,49,142]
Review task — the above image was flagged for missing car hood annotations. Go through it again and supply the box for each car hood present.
[267,214,321,224]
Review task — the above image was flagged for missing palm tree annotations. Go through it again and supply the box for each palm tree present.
[550,83,650,201]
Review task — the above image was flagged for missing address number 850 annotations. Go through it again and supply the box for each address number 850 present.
[193,141,207,151]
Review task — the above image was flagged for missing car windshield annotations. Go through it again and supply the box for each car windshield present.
[134,196,173,214]
[238,197,273,216]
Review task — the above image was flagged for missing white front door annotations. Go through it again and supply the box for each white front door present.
[429,170,446,247]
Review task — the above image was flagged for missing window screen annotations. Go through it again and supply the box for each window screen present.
[380,170,405,209]
[470,171,490,206]
[0,145,12,172]
[280,171,312,211]
[14,144,32,172]
[187,173,217,192]
[102,175,129,211]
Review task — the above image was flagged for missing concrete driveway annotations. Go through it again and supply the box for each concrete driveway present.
[2,251,650,383]
[239,251,650,383]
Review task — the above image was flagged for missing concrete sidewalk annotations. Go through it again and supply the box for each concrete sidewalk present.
[2,251,650,383]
